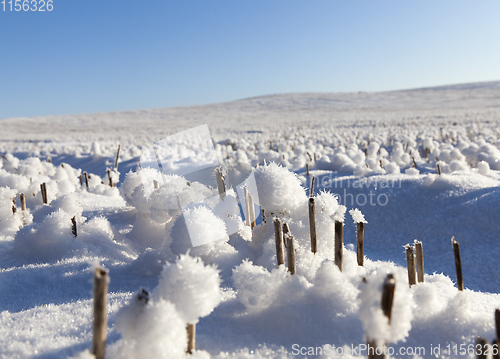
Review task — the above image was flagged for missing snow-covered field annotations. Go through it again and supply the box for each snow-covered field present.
[1,81,500,358]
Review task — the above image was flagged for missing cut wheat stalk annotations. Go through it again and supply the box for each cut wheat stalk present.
[356,222,365,266]
[84,172,89,189]
[415,240,424,283]
[243,186,250,227]
[406,245,416,287]
[274,218,285,266]
[452,237,464,291]
[367,274,396,359]
[286,234,296,275]
[20,193,26,211]
[309,198,317,254]
[107,169,113,187]
[72,216,77,237]
[495,309,500,340]
[92,267,109,359]
[187,323,196,354]
[309,175,315,198]
[215,168,226,200]
[335,220,343,271]
[40,183,48,204]
[248,194,256,229]
[114,144,121,171]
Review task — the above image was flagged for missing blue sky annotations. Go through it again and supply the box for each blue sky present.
[1,0,499,119]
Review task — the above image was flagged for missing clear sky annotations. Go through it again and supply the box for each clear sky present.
[1,0,499,119]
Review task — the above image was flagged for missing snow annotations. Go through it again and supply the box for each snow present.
[1,81,500,358]
[111,295,187,359]
[153,254,222,324]
[349,208,367,224]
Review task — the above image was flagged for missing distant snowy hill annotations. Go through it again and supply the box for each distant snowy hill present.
[1,81,499,146]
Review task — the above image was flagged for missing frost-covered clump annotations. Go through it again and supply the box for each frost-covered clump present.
[358,267,413,345]
[0,168,31,194]
[167,189,243,267]
[310,260,359,313]
[1,156,84,206]
[0,187,25,236]
[253,162,307,216]
[153,254,222,324]
[253,189,350,277]
[13,209,133,261]
[111,256,219,358]
[477,160,490,176]
[109,290,186,359]
[315,190,346,223]
[288,191,346,260]
[122,168,214,250]
[149,179,212,223]
[84,171,121,197]
[182,205,228,247]
[232,259,364,345]
[349,208,367,224]
[232,260,294,313]
[120,168,157,206]
[121,169,211,219]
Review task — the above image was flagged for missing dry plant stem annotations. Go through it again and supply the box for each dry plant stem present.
[274,218,285,266]
[495,309,500,340]
[309,175,315,197]
[415,241,424,283]
[114,144,121,171]
[248,194,256,229]
[72,216,77,237]
[282,222,290,248]
[437,163,442,175]
[92,268,108,359]
[406,245,417,287]
[381,273,396,323]
[84,172,89,189]
[308,198,317,253]
[286,235,296,275]
[20,193,26,211]
[243,187,250,227]
[356,222,364,266]
[215,168,226,200]
[367,274,395,359]
[187,323,196,354]
[40,183,48,204]
[334,221,343,271]
[107,169,113,187]
[452,237,464,291]
[12,198,16,214]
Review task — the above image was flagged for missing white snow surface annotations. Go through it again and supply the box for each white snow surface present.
[1,82,500,358]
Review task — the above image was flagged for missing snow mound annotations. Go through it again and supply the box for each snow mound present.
[153,254,222,323]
